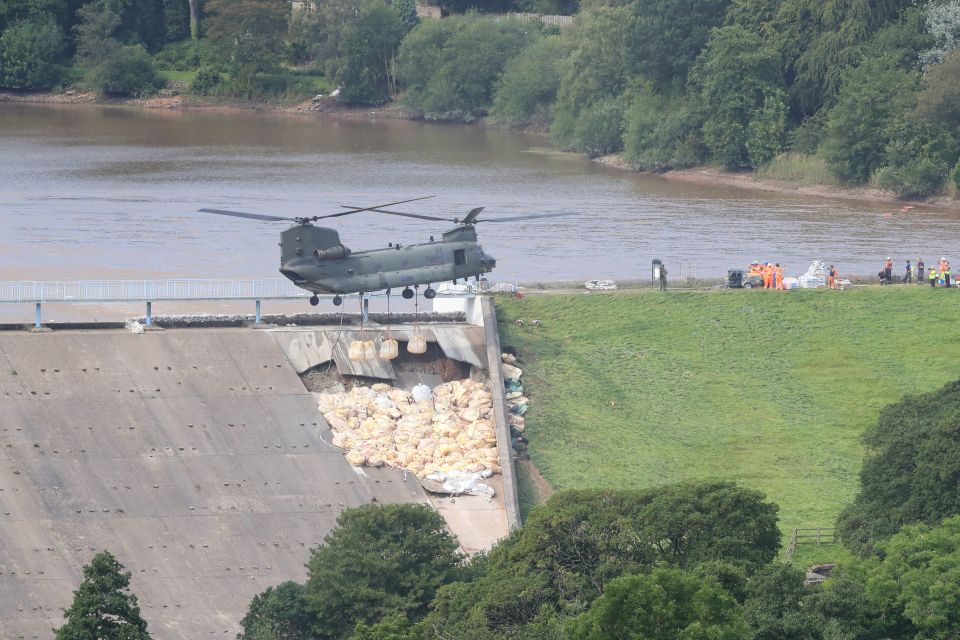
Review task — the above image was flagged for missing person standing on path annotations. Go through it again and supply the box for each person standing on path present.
[827,265,837,289]
[775,264,784,290]
[930,266,938,287]
[659,263,668,291]
[905,260,912,283]
[944,260,951,287]
[917,258,925,284]
[884,257,893,285]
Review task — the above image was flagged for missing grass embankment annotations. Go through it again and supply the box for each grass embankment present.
[497,287,960,541]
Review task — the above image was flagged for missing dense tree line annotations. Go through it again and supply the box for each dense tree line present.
[2,0,958,190]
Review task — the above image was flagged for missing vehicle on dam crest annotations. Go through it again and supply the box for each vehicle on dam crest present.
[199,197,574,306]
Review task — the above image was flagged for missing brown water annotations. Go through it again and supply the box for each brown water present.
[1,103,956,287]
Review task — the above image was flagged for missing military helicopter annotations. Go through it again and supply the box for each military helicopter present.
[199,197,575,306]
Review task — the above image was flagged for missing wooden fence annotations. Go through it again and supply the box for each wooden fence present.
[784,527,837,561]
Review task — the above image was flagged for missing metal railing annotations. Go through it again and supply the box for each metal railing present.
[0,279,309,304]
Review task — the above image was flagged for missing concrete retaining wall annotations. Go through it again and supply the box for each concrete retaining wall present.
[481,297,522,530]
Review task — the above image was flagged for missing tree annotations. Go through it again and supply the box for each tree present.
[822,56,918,184]
[0,17,65,89]
[919,0,960,67]
[490,35,566,126]
[861,515,960,639]
[392,0,418,31]
[54,551,150,640]
[550,5,630,150]
[74,3,161,97]
[874,119,957,198]
[691,25,786,169]
[337,4,406,104]
[420,483,779,638]
[238,581,312,640]
[398,16,533,120]
[565,569,749,640]
[188,0,199,40]
[837,379,960,555]
[624,90,705,170]
[625,0,732,92]
[915,49,960,131]
[742,563,819,640]
[303,503,462,638]
[205,0,287,81]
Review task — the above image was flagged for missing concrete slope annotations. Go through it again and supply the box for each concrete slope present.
[0,329,426,640]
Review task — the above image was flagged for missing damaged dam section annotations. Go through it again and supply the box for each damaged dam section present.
[0,298,516,640]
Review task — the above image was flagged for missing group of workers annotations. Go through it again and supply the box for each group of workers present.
[746,262,786,289]
[897,257,953,287]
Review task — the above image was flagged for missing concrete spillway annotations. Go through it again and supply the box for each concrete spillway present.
[0,329,433,639]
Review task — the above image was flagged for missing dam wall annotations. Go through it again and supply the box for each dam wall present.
[0,329,430,639]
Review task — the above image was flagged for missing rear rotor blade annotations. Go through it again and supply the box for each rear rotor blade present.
[198,208,293,222]
[318,195,436,220]
[461,207,485,224]
[478,212,579,223]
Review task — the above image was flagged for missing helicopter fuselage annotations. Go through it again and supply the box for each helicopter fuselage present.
[278,223,496,295]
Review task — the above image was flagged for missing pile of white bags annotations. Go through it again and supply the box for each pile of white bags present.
[318,379,500,478]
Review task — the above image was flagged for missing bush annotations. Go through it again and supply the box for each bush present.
[153,38,202,71]
[624,91,705,169]
[953,158,960,193]
[189,66,222,95]
[872,119,957,198]
[0,18,65,89]
[875,157,948,198]
[87,44,162,97]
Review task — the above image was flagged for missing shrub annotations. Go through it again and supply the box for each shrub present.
[189,66,222,95]
[953,157,960,192]
[87,44,162,97]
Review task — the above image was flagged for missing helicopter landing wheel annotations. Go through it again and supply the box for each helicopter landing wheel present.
[401,288,414,299]
[332,295,343,306]
[309,295,319,306]
[424,287,437,299]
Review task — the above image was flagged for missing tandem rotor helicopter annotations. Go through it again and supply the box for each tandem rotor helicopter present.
[199,197,575,306]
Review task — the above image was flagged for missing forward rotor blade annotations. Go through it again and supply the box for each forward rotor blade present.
[198,208,293,222]
[478,212,579,223]
[319,195,436,220]
[361,208,456,222]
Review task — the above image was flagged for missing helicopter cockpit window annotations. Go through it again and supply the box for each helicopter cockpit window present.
[454,249,466,265]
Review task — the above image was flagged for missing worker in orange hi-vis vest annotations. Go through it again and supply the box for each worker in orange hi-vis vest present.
[775,264,784,289]
[827,264,837,289]
[763,263,773,289]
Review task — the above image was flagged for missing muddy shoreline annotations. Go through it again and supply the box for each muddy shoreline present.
[3,88,957,210]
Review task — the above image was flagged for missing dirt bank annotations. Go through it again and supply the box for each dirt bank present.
[594,153,960,210]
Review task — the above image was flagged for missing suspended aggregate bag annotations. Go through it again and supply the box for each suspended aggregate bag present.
[408,333,427,354]
[363,340,377,360]
[379,338,399,360]
[348,340,366,361]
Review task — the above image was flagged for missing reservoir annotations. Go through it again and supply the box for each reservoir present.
[2,103,958,287]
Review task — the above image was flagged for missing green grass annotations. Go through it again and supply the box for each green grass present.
[497,287,960,535]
